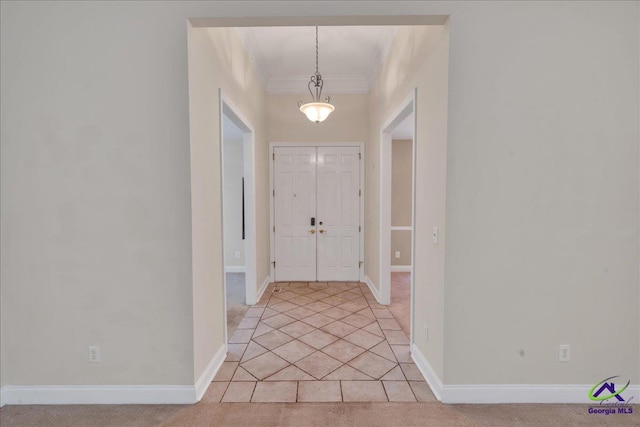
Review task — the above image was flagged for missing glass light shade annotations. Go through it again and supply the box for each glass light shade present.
[299,102,335,123]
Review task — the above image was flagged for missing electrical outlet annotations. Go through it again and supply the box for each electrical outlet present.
[235,251,241,259]
[424,325,429,342]
[559,344,570,362]
[89,346,101,363]
[395,251,400,259]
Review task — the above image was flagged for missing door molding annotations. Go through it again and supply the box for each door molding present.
[269,142,365,283]
[379,89,417,344]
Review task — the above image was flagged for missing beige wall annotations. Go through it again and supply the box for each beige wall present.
[369,25,450,380]
[391,139,413,265]
[188,26,267,381]
[266,93,368,143]
[223,137,245,267]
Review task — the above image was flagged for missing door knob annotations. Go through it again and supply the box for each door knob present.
[309,229,316,234]
[319,229,325,234]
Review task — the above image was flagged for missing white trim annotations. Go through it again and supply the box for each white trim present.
[391,226,412,231]
[194,343,227,402]
[269,142,365,283]
[410,344,640,404]
[224,266,246,273]
[390,265,411,272]
[364,275,385,305]
[1,386,6,407]
[255,276,271,304]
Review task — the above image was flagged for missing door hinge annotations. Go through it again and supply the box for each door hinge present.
[359,261,363,268]
[273,190,275,197]
[272,261,276,268]
[358,152,361,160]
[273,153,275,160]
[359,189,361,197]
[273,225,275,232]
[359,226,361,232]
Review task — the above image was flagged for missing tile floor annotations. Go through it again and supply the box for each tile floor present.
[209,281,436,403]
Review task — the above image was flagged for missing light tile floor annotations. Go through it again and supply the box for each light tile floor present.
[209,281,437,403]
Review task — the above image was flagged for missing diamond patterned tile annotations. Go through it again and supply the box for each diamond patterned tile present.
[272,340,316,363]
[298,329,339,349]
[263,365,315,381]
[341,314,375,328]
[369,341,397,362]
[278,321,316,338]
[356,307,376,319]
[261,313,296,329]
[241,352,290,380]
[252,330,294,350]
[240,341,269,363]
[390,345,412,363]
[372,308,394,319]
[289,287,315,295]
[321,339,366,363]
[306,291,330,300]
[252,322,275,338]
[381,365,406,380]
[213,362,238,381]
[338,301,368,313]
[304,301,332,312]
[362,322,385,337]
[286,306,317,320]
[348,352,397,379]
[201,382,229,403]
[273,291,297,301]
[301,312,335,328]
[261,308,279,319]
[321,320,359,338]
[270,300,299,313]
[344,329,384,349]
[321,295,349,306]
[232,367,258,381]
[410,381,437,402]
[321,306,352,320]
[337,291,362,301]
[323,364,373,380]
[295,351,343,379]
[288,295,315,306]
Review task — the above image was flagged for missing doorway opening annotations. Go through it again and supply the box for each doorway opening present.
[379,90,417,343]
[221,94,257,341]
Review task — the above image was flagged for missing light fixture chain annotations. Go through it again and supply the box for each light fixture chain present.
[315,26,319,75]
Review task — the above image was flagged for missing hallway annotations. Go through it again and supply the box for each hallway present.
[209,281,434,402]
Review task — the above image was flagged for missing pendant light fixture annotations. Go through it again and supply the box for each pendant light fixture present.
[298,26,335,124]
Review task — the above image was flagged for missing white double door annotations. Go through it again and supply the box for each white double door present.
[274,146,361,282]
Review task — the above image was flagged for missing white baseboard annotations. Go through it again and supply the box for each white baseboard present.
[254,276,271,304]
[225,266,246,273]
[410,343,640,404]
[390,265,411,272]
[194,343,227,402]
[364,275,385,305]
[0,343,229,406]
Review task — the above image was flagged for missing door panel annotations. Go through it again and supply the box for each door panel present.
[316,147,360,281]
[274,147,317,281]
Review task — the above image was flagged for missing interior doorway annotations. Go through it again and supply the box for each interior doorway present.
[270,143,365,283]
[221,94,257,340]
[379,90,417,342]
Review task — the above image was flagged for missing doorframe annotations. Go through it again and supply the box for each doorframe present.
[379,89,417,342]
[219,91,258,343]
[269,142,365,283]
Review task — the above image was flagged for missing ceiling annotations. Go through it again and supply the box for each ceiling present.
[235,26,399,94]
